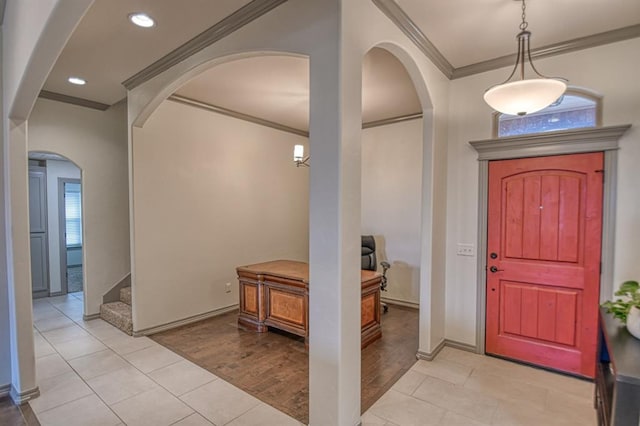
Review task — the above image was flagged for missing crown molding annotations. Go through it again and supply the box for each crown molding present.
[171,94,422,136]
[372,0,454,79]
[39,90,110,111]
[452,24,640,79]
[362,112,422,129]
[169,95,309,137]
[372,0,640,81]
[122,0,287,90]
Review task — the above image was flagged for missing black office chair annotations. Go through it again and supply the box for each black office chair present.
[361,235,390,313]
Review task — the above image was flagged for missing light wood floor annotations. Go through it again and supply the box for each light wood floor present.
[151,304,419,424]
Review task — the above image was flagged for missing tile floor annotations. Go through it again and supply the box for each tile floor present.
[30,294,597,426]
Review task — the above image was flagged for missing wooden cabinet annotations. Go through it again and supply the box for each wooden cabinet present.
[595,308,640,425]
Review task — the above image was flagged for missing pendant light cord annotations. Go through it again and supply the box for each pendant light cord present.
[520,0,528,31]
[489,0,566,87]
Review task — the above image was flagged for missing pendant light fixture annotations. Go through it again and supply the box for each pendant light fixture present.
[484,0,567,116]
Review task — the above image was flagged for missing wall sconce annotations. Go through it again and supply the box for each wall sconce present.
[293,144,309,167]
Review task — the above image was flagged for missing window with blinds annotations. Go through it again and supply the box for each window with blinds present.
[65,183,82,246]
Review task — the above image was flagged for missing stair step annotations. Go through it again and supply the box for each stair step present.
[100,301,133,335]
[120,286,132,305]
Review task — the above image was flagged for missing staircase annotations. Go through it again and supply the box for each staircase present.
[100,286,133,335]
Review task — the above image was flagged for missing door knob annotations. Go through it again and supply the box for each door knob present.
[489,266,503,273]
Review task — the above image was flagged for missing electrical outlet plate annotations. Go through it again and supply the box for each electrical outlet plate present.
[456,243,474,256]
[224,282,231,293]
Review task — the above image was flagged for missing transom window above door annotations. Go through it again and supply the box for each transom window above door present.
[494,89,602,138]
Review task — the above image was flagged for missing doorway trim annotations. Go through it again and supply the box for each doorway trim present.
[469,124,630,354]
[58,178,82,295]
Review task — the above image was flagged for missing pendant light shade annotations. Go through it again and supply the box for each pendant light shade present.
[484,0,567,116]
[484,78,567,116]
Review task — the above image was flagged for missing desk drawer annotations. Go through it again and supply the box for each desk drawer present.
[265,285,308,337]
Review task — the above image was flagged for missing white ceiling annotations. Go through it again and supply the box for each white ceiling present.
[44,0,251,105]
[43,0,640,126]
[174,48,421,131]
[398,0,640,68]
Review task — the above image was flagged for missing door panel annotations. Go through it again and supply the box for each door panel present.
[30,234,49,296]
[486,152,603,378]
[29,170,47,233]
[500,281,579,346]
[29,166,49,298]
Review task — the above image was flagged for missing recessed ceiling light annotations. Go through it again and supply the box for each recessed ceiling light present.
[129,12,155,28]
[68,77,86,86]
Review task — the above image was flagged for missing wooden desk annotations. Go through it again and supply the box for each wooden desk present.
[237,260,382,348]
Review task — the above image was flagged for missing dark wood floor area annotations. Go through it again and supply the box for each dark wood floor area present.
[151,304,419,424]
[0,396,40,426]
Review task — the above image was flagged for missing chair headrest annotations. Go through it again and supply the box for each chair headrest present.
[361,235,376,252]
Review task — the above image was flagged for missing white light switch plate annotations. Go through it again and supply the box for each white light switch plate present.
[457,243,474,256]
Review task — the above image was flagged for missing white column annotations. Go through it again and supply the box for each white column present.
[308,1,363,425]
[5,120,38,401]
[0,32,13,388]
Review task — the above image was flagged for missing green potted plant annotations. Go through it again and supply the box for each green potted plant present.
[602,280,640,339]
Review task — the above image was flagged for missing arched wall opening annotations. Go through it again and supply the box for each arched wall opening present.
[359,46,425,392]
[361,46,425,307]
[130,42,438,421]
[129,41,440,348]
[27,151,85,300]
[27,98,130,321]
[368,42,444,358]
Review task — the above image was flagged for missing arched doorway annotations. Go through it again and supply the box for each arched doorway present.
[28,152,84,299]
[360,46,425,409]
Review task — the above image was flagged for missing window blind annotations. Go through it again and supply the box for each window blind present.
[65,185,82,246]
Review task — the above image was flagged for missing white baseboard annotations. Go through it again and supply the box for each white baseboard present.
[416,339,478,361]
[83,313,101,321]
[10,385,39,404]
[133,304,239,336]
[416,339,446,361]
[381,296,419,309]
[444,339,478,354]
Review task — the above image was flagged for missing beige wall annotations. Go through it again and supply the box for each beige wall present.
[362,119,423,305]
[131,100,309,332]
[445,38,640,345]
[28,99,130,316]
[133,105,426,327]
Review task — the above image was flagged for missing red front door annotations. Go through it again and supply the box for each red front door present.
[486,152,603,378]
